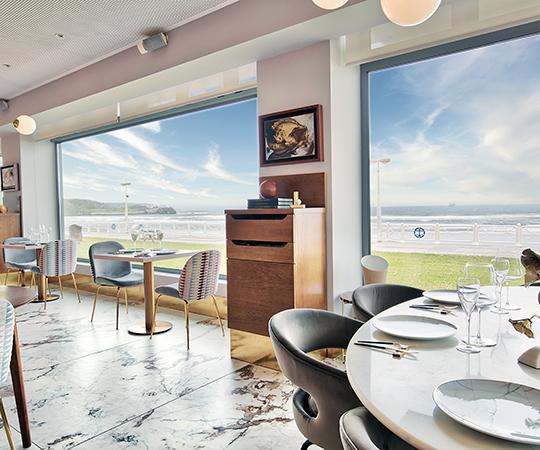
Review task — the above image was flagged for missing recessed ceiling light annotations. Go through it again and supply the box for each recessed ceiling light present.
[1,64,11,68]
[55,33,65,38]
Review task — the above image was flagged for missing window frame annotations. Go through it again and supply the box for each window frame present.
[360,21,540,257]
[55,88,257,276]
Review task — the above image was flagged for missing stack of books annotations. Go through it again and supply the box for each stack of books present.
[247,198,293,209]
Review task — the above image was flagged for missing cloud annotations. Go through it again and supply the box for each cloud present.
[203,143,252,185]
[63,138,138,170]
[138,121,161,133]
[109,128,198,178]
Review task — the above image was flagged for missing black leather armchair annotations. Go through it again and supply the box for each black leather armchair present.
[352,284,423,322]
[269,308,363,450]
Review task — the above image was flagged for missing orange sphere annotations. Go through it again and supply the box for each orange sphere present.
[259,180,278,199]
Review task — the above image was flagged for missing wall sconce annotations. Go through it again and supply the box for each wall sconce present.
[12,115,36,135]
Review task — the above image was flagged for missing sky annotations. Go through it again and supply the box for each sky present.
[61,98,259,211]
[370,33,540,207]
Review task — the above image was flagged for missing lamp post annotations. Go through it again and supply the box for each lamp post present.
[371,157,391,242]
[121,182,131,234]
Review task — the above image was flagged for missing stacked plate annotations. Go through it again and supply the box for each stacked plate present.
[372,315,457,340]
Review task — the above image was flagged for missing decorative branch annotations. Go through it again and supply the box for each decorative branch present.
[509,315,540,339]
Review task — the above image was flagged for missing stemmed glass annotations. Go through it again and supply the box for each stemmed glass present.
[456,276,481,354]
[155,230,164,249]
[490,257,509,314]
[464,263,497,347]
[503,255,524,311]
[130,229,139,249]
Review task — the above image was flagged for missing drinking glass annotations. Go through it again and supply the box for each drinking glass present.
[490,257,509,315]
[155,230,164,249]
[503,255,524,311]
[464,263,497,347]
[456,276,481,354]
[130,230,139,249]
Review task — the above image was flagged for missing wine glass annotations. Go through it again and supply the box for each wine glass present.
[456,276,481,354]
[130,229,139,249]
[503,255,524,311]
[155,230,164,249]
[490,257,509,315]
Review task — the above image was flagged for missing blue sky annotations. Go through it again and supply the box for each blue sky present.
[61,98,258,210]
[370,33,540,206]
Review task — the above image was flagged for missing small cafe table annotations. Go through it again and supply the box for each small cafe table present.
[93,250,198,335]
[0,243,59,303]
[346,286,540,450]
[0,286,34,448]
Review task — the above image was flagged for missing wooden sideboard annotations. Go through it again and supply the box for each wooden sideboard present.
[0,213,21,273]
[225,208,326,367]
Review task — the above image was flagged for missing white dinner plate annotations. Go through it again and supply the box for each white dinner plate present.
[422,289,461,305]
[433,379,540,445]
[372,314,457,340]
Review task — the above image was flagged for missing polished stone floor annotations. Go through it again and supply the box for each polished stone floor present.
[3,287,307,449]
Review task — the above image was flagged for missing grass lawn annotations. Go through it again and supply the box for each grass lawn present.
[77,237,226,273]
[373,251,509,291]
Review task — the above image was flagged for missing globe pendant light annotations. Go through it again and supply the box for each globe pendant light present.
[12,115,36,135]
[312,0,349,10]
[380,0,441,27]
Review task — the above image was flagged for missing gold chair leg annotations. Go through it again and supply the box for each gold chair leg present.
[150,294,162,338]
[71,273,81,303]
[0,398,15,450]
[58,276,64,299]
[30,272,36,287]
[184,301,190,350]
[3,271,8,286]
[116,287,120,330]
[16,271,21,287]
[124,288,129,314]
[90,286,101,322]
[211,295,225,336]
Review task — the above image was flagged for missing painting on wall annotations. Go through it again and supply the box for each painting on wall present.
[1,164,19,191]
[259,105,323,166]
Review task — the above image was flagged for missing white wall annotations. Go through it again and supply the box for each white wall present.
[258,40,362,310]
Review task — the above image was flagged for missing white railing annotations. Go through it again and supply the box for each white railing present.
[373,222,540,246]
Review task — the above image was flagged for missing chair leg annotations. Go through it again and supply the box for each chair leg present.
[184,301,190,350]
[150,294,162,339]
[300,440,313,450]
[20,270,26,287]
[16,271,21,287]
[3,271,8,286]
[211,295,225,336]
[124,288,129,314]
[71,273,81,303]
[58,276,64,298]
[115,287,120,330]
[44,278,48,310]
[91,286,101,322]
[0,398,15,450]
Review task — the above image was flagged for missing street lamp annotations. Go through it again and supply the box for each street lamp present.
[370,157,391,242]
[121,182,131,234]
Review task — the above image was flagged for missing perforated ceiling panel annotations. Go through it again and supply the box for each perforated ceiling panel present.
[0,0,238,99]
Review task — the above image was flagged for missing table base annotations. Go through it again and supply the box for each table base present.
[31,294,60,304]
[128,320,172,336]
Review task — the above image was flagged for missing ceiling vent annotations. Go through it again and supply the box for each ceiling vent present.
[137,32,169,54]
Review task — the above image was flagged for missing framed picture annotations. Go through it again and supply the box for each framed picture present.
[1,164,19,191]
[259,104,323,166]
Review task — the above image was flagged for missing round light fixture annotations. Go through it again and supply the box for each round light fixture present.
[13,115,37,135]
[380,0,441,27]
[312,0,349,10]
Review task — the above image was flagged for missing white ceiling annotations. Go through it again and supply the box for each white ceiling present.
[0,0,238,99]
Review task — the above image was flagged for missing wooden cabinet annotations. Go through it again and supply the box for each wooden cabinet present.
[0,214,21,273]
[225,208,326,337]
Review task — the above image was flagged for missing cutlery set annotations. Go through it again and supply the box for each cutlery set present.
[354,340,418,359]
[409,304,458,315]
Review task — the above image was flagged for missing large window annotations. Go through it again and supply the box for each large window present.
[364,25,540,290]
[58,96,258,274]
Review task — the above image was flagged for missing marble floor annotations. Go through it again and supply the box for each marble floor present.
[2,286,308,450]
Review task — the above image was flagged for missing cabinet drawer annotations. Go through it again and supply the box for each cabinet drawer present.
[227,239,294,263]
[226,213,293,242]
[227,259,294,336]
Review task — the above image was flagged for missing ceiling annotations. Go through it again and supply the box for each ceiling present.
[0,0,238,99]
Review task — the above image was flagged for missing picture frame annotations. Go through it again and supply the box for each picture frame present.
[1,164,19,191]
[259,104,323,166]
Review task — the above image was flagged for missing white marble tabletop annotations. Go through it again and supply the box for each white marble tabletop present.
[93,249,198,263]
[346,287,540,450]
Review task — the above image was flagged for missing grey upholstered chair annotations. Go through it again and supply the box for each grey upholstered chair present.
[89,241,144,329]
[269,309,363,450]
[2,237,36,287]
[153,250,223,349]
[340,407,417,450]
[352,284,423,322]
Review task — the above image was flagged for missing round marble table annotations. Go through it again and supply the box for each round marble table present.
[346,286,540,450]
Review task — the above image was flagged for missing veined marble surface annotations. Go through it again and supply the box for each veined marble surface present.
[1,287,307,449]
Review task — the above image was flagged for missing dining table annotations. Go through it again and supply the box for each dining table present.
[92,249,198,335]
[0,243,60,303]
[0,286,34,448]
[346,286,540,450]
